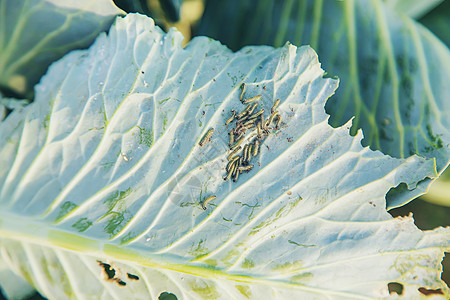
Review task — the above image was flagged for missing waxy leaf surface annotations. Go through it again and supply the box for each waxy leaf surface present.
[0,14,448,299]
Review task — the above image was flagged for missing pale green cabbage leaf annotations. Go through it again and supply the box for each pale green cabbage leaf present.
[197,0,450,209]
[0,14,449,299]
[0,0,123,98]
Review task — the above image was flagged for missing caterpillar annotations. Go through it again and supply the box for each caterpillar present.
[271,99,280,113]
[202,195,216,210]
[199,128,214,147]
[243,95,262,104]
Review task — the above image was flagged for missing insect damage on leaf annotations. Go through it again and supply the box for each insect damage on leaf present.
[387,282,404,295]
[127,273,139,280]
[222,83,284,183]
[97,261,127,286]
[158,292,178,300]
[1,11,448,299]
[418,287,444,295]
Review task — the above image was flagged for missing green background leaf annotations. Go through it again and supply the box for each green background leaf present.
[0,0,123,98]
[419,0,450,47]
[383,0,444,19]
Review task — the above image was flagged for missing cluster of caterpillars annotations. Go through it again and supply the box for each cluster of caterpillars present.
[198,83,282,210]
[223,83,282,182]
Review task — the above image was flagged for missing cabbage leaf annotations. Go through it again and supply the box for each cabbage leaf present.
[0,14,448,299]
[197,0,450,209]
[0,0,122,97]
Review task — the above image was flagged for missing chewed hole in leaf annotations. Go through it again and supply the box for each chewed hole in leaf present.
[443,253,450,287]
[386,175,435,210]
[418,287,444,295]
[127,273,139,280]
[158,292,178,300]
[116,279,127,286]
[387,282,404,295]
[386,183,409,207]
[389,197,450,230]
[98,261,115,279]
[97,260,127,286]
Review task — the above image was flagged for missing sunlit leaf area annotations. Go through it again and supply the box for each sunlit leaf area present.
[0,0,448,299]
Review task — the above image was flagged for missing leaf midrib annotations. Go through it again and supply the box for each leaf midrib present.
[0,211,376,299]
